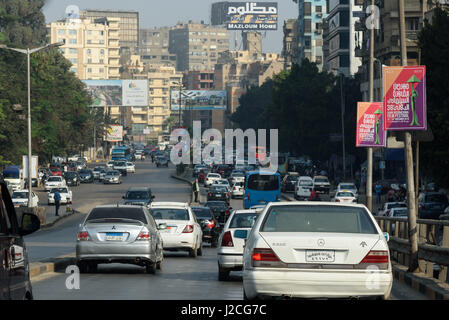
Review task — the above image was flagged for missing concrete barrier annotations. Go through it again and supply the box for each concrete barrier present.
[30,254,76,281]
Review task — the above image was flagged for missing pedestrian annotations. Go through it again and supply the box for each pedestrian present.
[38,171,44,187]
[375,183,382,204]
[309,188,319,201]
[54,188,61,216]
[193,178,200,203]
[387,188,396,202]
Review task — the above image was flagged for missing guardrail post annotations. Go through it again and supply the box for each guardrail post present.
[439,226,449,283]
[419,223,427,273]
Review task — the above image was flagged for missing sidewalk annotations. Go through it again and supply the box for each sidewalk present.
[170,167,202,205]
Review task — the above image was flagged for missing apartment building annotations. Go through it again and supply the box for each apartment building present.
[169,21,230,71]
[139,27,177,68]
[282,19,300,69]
[295,0,328,70]
[48,17,121,80]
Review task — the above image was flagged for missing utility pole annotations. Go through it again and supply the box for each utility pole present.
[399,0,419,273]
[366,0,375,213]
[340,73,346,180]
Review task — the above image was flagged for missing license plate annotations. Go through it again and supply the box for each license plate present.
[306,250,335,263]
[105,233,123,241]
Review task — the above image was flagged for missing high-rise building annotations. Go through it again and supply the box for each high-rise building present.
[322,0,363,76]
[282,19,300,69]
[296,0,328,70]
[169,21,230,71]
[81,9,139,53]
[139,27,177,67]
[211,1,229,26]
[48,17,121,80]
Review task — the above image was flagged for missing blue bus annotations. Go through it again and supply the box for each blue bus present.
[111,146,131,161]
[243,171,281,209]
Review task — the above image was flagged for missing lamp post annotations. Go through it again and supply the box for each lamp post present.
[0,41,64,208]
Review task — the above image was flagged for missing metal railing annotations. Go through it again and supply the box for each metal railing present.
[375,216,449,282]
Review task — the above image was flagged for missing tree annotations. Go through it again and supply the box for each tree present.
[418,6,449,188]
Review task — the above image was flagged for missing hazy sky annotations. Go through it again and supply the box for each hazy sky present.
[42,0,298,54]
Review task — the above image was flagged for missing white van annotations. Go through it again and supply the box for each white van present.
[294,176,314,200]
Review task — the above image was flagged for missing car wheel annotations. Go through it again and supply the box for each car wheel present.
[146,262,156,274]
[218,267,230,281]
[156,259,162,270]
[197,243,203,256]
[89,263,98,273]
[189,247,197,258]
[77,261,88,273]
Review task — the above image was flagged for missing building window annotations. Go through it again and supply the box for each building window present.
[58,29,65,35]
[304,19,312,33]
[99,68,104,73]
[69,39,77,44]
[87,49,91,55]
[87,40,91,44]
[99,31,104,36]
[69,58,77,64]
[304,36,311,49]
[69,48,77,54]
[316,6,322,13]
[69,29,77,35]
[88,68,92,73]
[70,67,77,73]
[88,58,92,63]
[99,59,104,64]
[304,2,312,16]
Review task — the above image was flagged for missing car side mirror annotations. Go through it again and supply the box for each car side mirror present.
[158,223,167,230]
[151,195,155,199]
[234,229,248,239]
[383,232,390,242]
[20,213,40,236]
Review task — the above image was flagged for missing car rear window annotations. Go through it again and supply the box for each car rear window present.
[247,174,279,191]
[87,207,147,224]
[315,178,328,183]
[387,203,406,209]
[229,213,259,228]
[126,191,150,199]
[211,186,228,193]
[426,194,448,203]
[340,184,355,189]
[150,209,190,221]
[192,208,213,219]
[260,205,377,234]
[336,192,354,197]
[48,177,61,182]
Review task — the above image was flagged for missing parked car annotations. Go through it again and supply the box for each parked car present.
[123,187,155,207]
[281,173,299,193]
[76,205,164,274]
[103,170,121,184]
[11,190,39,208]
[149,202,203,257]
[78,169,94,183]
[294,176,314,200]
[191,206,221,248]
[0,179,41,299]
[241,202,393,300]
[418,192,449,220]
[64,171,80,187]
[44,176,66,192]
[217,209,260,281]
[48,187,72,205]
[207,185,231,205]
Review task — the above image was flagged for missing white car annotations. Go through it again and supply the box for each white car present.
[337,182,359,201]
[294,176,314,200]
[204,173,222,187]
[313,175,331,194]
[214,179,231,192]
[332,191,357,203]
[48,187,72,205]
[217,209,260,281]
[45,176,66,192]
[242,202,393,300]
[126,162,136,173]
[231,182,244,199]
[92,166,105,180]
[11,190,39,208]
[149,202,203,257]
[378,202,407,217]
[229,171,245,185]
[106,161,115,168]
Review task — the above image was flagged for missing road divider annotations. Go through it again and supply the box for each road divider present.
[30,253,76,281]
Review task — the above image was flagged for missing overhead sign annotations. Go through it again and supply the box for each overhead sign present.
[383,66,427,131]
[226,2,278,30]
[171,90,227,111]
[106,125,124,142]
[356,102,386,147]
[83,80,148,107]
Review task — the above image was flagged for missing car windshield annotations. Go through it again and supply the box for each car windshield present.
[59,188,68,193]
[48,177,61,182]
[150,208,189,221]
[229,213,259,228]
[232,172,244,177]
[86,207,147,224]
[126,191,150,199]
[299,180,313,186]
[287,176,298,181]
[192,208,213,219]
[247,174,279,191]
[93,167,102,171]
[426,194,448,203]
[106,171,119,176]
[261,205,377,234]
[12,192,28,199]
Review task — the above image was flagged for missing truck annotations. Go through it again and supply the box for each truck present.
[2,166,24,192]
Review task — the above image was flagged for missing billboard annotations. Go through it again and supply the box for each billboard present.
[171,90,227,111]
[383,66,427,131]
[83,80,148,107]
[106,125,124,142]
[356,102,386,148]
[226,2,278,30]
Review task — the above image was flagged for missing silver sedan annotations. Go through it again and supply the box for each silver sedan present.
[76,205,165,274]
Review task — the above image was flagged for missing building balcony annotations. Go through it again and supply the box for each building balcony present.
[355,46,368,58]
[354,21,365,32]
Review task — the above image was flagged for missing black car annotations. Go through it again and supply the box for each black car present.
[156,156,169,167]
[204,201,231,224]
[78,169,94,183]
[123,187,155,207]
[207,185,230,205]
[0,179,41,299]
[191,206,221,247]
[64,171,80,186]
[281,174,299,193]
[418,192,449,220]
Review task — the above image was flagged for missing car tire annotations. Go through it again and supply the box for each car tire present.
[218,267,230,281]
[77,261,88,273]
[197,243,203,256]
[146,262,156,274]
[189,247,197,258]
[156,260,162,270]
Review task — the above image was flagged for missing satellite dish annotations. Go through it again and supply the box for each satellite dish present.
[66,5,80,19]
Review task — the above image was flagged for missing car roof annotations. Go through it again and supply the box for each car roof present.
[265,201,367,209]
[149,202,189,208]
[127,187,150,191]
[93,204,145,209]
[232,209,258,214]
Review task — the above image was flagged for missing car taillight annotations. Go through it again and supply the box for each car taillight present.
[137,231,151,241]
[233,187,236,190]
[77,231,89,241]
[358,250,389,269]
[336,199,340,202]
[206,220,215,229]
[182,225,194,233]
[226,192,230,197]
[251,248,285,268]
[221,231,234,247]
[225,210,229,216]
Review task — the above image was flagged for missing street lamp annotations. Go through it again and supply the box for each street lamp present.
[0,41,64,207]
